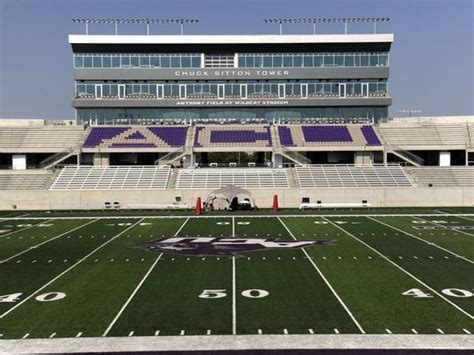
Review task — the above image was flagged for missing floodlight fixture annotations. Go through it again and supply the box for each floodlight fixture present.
[72,18,199,35]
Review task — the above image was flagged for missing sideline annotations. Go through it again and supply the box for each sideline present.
[1,213,474,221]
[0,334,472,353]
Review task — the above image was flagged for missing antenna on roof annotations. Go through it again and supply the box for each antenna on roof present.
[263,17,390,35]
[72,18,200,35]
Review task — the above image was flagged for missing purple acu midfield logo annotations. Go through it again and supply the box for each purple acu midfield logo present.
[137,237,334,257]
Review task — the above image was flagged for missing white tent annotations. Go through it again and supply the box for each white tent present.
[204,185,256,211]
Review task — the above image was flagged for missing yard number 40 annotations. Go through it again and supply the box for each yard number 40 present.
[402,288,473,298]
[0,292,66,303]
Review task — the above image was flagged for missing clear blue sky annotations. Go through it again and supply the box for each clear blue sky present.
[0,0,472,119]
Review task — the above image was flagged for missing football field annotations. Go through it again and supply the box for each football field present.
[0,210,473,341]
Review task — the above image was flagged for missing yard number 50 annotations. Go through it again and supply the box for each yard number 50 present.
[199,289,269,299]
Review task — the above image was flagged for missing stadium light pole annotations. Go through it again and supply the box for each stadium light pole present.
[72,18,199,36]
[263,17,389,35]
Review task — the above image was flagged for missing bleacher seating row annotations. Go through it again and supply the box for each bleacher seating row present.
[296,165,412,188]
[50,166,171,190]
[405,167,474,187]
[176,168,289,189]
[278,125,381,147]
[0,126,85,150]
[83,126,188,149]
[378,124,470,147]
[0,171,53,190]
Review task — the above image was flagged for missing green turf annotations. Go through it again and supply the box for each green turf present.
[0,212,472,339]
[282,216,473,333]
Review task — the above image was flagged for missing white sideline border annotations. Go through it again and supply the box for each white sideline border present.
[1,213,474,221]
[0,334,472,353]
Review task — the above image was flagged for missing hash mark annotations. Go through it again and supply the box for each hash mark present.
[49,332,56,338]
[180,330,185,335]
[283,328,288,335]
[411,329,418,334]
[22,333,29,339]
[385,329,392,334]
[16,260,21,264]
[462,329,471,334]
[207,329,211,335]
[128,331,134,336]
[308,328,314,334]
[334,329,339,334]
[437,328,444,334]
[32,260,37,263]
[155,330,160,336]
[76,332,82,338]
[258,329,262,335]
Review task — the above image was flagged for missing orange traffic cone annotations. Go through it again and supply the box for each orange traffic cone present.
[195,197,202,215]
[272,194,279,212]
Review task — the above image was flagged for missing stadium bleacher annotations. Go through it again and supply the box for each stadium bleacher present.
[194,125,273,148]
[82,126,188,149]
[277,125,382,147]
[0,126,85,151]
[378,124,470,147]
[50,166,171,190]
[0,170,54,190]
[296,165,412,188]
[405,167,474,187]
[176,168,289,189]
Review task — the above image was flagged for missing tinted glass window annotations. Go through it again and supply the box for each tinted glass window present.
[74,56,83,68]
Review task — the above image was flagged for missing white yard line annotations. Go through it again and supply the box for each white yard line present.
[413,215,474,238]
[367,216,473,264]
[232,256,237,336]
[0,219,100,264]
[0,218,145,320]
[322,217,474,320]
[102,254,164,337]
[231,216,237,335]
[455,215,474,223]
[277,217,365,334]
[102,217,190,337]
[0,219,55,239]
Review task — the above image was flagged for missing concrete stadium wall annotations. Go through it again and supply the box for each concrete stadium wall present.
[0,187,473,211]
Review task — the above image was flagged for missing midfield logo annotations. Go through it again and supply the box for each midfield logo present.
[137,237,334,256]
